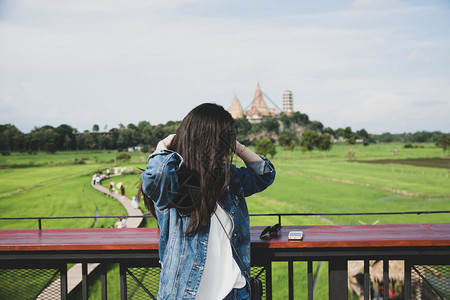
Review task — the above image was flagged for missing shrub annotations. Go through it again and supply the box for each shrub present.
[116,152,131,162]
[347,149,356,161]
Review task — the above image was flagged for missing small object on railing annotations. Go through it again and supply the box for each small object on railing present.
[260,223,282,239]
[288,231,304,241]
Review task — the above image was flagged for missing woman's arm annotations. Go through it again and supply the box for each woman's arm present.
[232,141,275,197]
[141,134,181,210]
[235,141,262,162]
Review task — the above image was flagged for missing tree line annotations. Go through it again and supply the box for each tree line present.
[0,121,180,154]
[1,111,448,156]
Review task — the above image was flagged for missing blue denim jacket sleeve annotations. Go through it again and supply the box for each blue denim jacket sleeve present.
[232,156,275,197]
[141,150,184,211]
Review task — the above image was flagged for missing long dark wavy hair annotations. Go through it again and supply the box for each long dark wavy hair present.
[138,103,236,235]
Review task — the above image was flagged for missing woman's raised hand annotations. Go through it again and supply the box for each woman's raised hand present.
[157,134,176,150]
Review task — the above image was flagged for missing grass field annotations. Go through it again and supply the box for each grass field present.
[0,143,448,299]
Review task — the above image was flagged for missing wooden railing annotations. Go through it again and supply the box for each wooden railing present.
[0,224,449,299]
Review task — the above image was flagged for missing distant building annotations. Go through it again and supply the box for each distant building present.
[128,144,149,152]
[227,83,281,123]
[228,95,244,119]
[246,83,276,123]
[282,90,294,115]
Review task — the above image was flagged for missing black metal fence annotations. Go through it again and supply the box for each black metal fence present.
[1,258,449,299]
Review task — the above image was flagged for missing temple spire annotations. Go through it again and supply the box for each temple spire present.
[246,83,270,122]
[228,95,244,119]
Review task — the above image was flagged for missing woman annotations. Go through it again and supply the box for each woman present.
[139,103,275,300]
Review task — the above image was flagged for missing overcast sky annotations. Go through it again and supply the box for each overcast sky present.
[0,0,449,134]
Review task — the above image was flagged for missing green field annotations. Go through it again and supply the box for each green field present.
[0,143,448,299]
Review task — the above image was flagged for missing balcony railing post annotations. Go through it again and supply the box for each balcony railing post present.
[101,263,107,300]
[307,260,313,300]
[82,262,88,300]
[328,258,348,300]
[266,262,272,300]
[61,263,67,300]
[383,260,389,300]
[120,263,127,300]
[404,260,411,300]
[288,260,294,300]
[364,259,370,299]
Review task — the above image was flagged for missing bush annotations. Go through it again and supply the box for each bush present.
[347,149,356,161]
[116,152,131,162]
[73,158,87,164]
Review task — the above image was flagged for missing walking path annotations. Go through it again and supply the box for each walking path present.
[90,175,144,228]
[38,172,144,298]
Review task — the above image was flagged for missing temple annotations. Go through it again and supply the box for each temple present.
[228,83,280,123]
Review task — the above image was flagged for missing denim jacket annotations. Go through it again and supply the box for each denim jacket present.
[141,150,275,300]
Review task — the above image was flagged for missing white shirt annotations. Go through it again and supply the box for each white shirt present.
[195,205,246,300]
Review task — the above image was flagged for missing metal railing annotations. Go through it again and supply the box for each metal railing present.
[1,214,450,299]
[1,210,450,229]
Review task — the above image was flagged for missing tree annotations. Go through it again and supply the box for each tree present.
[235,117,252,143]
[92,124,100,132]
[300,130,319,155]
[55,124,76,150]
[255,137,276,158]
[356,129,370,146]
[278,133,296,151]
[137,120,151,131]
[378,132,394,143]
[28,126,58,152]
[127,123,137,130]
[316,134,333,156]
[292,111,309,125]
[42,127,58,153]
[278,134,291,147]
[335,128,345,139]
[63,135,71,150]
[279,112,291,129]
[435,135,450,157]
[117,128,136,149]
[323,127,335,138]
[82,131,97,149]
[0,124,25,153]
[344,127,356,144]
[260,118,279,134]
[309,121,324,133]
[288,140,296,151]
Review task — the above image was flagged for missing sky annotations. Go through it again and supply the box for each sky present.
[0,0,449,134]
